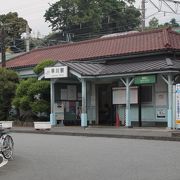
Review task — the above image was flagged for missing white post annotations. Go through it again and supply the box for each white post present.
[161,74,173,129]
[167,74,173,129]
[81,79,87,127]
[50,79,56,126]
[125,77,131,127]
[121,77,134,127]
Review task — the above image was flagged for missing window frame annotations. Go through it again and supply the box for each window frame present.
[140,85,154,105]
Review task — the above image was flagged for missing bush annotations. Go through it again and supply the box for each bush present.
[0,68,19,120]
[33,59,55,75]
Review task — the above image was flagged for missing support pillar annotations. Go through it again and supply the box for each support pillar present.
[167,74,173,128]
[81,79,87,127]
[161,74,173,129]
[121,77,134,127]
[50,79,56,126]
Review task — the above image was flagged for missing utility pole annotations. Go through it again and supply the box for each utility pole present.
[141,0,146,31]
[1,26,6,67]
[26,23,30,52]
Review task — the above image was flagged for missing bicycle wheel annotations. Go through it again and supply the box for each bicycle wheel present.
[1,135,14,160]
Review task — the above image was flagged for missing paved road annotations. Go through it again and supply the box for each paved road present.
[0,133,180,180]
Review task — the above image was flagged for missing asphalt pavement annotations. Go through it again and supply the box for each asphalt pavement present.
[10,126,180,141]
[1,133,180,180]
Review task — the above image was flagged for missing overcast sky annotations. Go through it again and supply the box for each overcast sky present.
[0,0,179,37]
[0,0,58,37]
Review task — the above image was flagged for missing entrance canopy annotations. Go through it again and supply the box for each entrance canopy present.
[39,58,180,80]
[39,57,180,128]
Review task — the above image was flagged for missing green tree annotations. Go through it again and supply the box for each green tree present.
[161,18,179,28]
[146,17,180,30]
[0,68,19,120]
[44,0,141,41]
[12,78,50,121]
[13,60,54,121]
[0,12,30,50]
[99,0,140,33]
[167,18,179,27]
[163,18,179,27]
[33,59,55,74]
[148,17,159,29]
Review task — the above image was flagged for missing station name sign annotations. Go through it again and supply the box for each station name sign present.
[44,66,68,79]
[134,75,156,85]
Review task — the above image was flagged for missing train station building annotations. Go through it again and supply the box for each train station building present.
[5,28,180,128]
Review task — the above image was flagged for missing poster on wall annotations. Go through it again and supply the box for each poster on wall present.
[176,84,180,122]
[55,102,64,120]
[67,85,77,100]
[156,108,166,119]
[61,89,67,100]
[155,93,167,106]
[112,87,138,104]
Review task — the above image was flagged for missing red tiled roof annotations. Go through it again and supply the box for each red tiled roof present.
[5,28,180,68]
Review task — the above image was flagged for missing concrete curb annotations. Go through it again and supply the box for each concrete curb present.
[11,129,180,142]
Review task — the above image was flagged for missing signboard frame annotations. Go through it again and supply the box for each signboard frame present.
[176,84,180,127]
[44,66,68,79]
[112,86,138,105]
[134,75,156,85]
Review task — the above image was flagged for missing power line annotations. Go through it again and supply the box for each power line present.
[44,19,139,38]
[148,0,180,15]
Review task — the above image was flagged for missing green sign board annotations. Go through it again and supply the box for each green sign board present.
[134,75,156,85]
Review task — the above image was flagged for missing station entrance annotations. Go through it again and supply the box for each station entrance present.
[98,85,114,125]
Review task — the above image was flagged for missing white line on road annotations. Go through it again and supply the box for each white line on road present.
[0,154,8,168]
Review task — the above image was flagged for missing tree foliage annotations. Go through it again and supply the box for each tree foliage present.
[33,59,55,75]
[12,78,50,121]
[44,0,141,41]
[0,12,30,50]
[12,60,54,121]
[164,18,179,28]
[147,17,179,30]
[0,68,19,120]
[148,17,159,29]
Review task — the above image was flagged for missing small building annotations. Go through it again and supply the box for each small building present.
[5,28,180,128]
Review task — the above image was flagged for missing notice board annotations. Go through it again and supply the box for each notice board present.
[112,87,138,104]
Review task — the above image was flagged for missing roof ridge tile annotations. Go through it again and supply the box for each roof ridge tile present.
[30,28,170,53]
[162,27,172,48]
[4,27,180,69]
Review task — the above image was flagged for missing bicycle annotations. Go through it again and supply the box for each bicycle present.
[0,123,14,160]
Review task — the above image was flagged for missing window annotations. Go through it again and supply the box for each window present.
[141,85,152,103]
